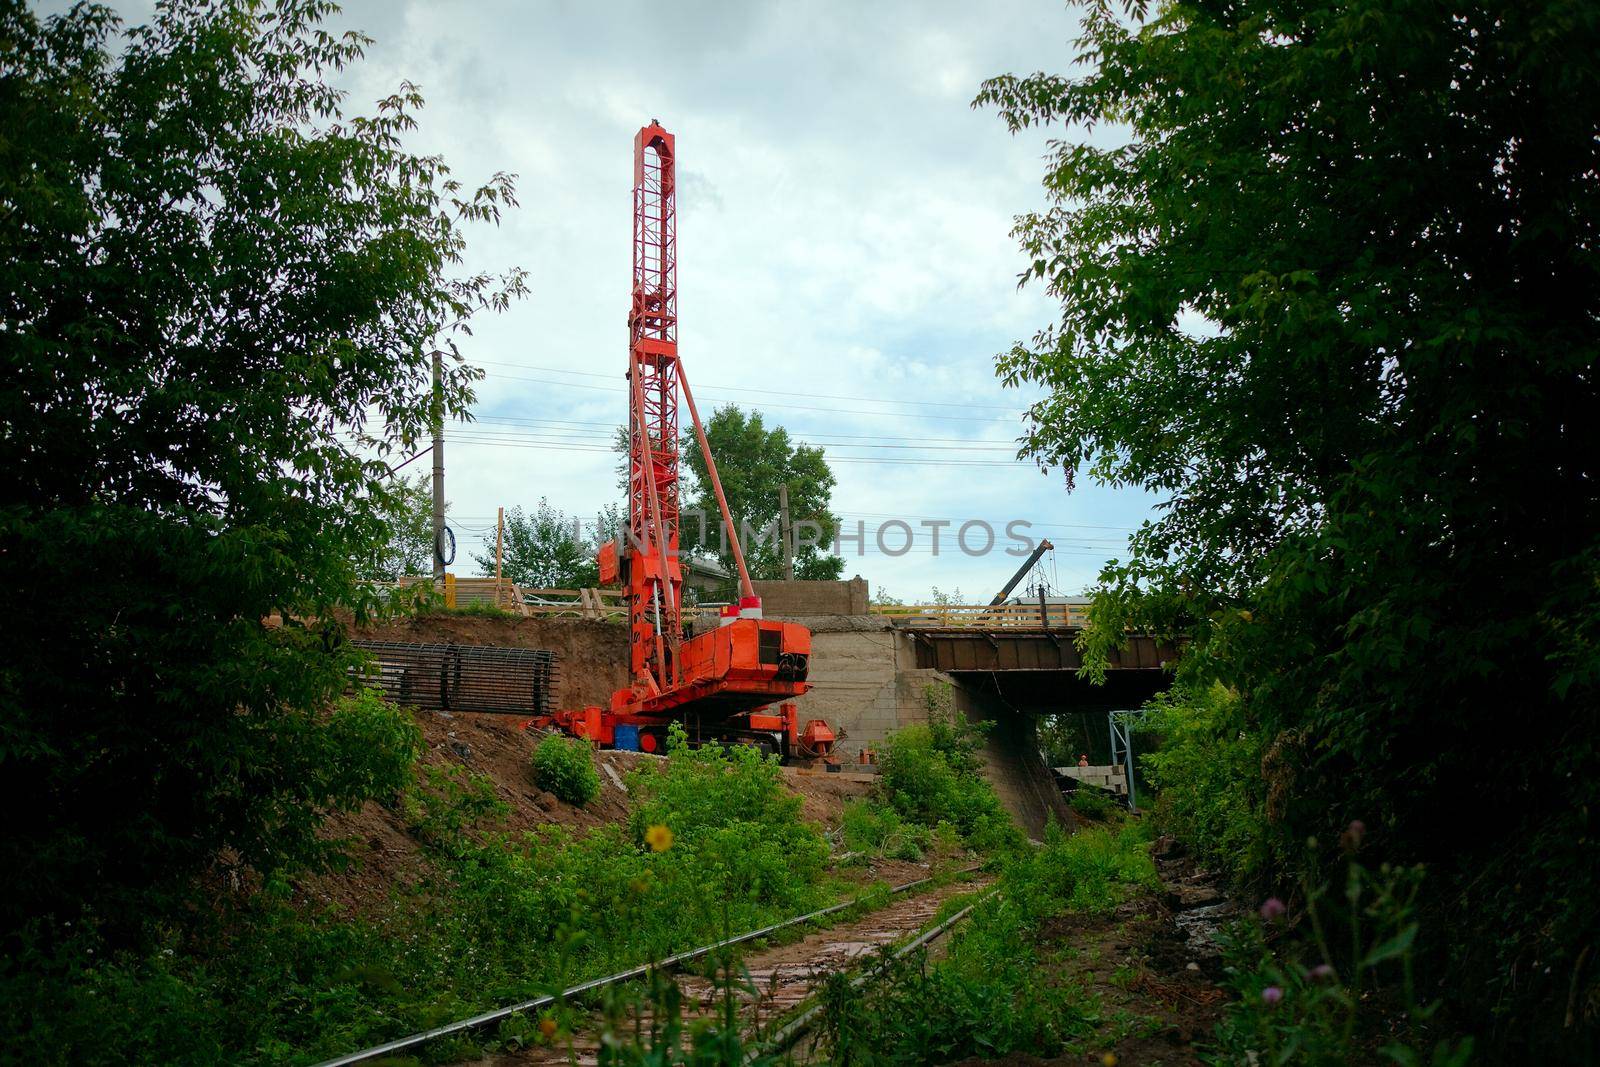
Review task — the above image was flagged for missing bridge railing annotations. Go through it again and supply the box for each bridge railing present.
[868,601,1092,629]
[385,579,721,621]
[382,579,1087,629]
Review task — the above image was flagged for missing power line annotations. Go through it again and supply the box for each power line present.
[480,370,1017,424]
[470,414,1026,449]
[441,436,1028,467]
[474,359,1024,413]
[835,510,1136,533]
[447,428,1018,455]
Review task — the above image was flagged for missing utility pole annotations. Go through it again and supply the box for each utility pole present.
[495,505,505,603]
[431,348,446,584]
[778,483,794,581]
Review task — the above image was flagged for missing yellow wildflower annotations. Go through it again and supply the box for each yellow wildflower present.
[1101,1054,1118,1067]
[644,823,674,852]
[538,1017,558,1040]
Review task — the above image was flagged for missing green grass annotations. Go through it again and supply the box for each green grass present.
[1,725,834,1065]
[1069,785,1116,820]
[813,821,1158,1065]
[3,700,1036,1065]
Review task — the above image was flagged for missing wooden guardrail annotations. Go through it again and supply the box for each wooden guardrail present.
[868,601,1092,629]
[388,579,719,620]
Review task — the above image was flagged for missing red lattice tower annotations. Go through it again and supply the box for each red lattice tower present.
[624,123,683,689]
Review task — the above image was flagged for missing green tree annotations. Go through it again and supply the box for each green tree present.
[0,0,523,934]
[357,472,437,581]
[472,499,620,588]
[678,405,843,583]
[977,0,1598,1053]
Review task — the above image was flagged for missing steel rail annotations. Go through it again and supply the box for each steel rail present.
[311,865,985,1067]
[752,886,1002,1062]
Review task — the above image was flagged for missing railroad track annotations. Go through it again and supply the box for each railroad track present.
[314,865,991,1067]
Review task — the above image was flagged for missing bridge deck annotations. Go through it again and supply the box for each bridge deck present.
[905,627,1173,673]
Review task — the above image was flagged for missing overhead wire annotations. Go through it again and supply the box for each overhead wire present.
[473,358,1023,412]
[479,369,1016,424]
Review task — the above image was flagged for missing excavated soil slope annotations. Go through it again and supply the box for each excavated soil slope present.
[300,702,879,916]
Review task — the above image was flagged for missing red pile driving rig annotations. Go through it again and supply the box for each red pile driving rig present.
[532,122,837,763]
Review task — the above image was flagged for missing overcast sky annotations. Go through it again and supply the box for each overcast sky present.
[89,0,1160,602]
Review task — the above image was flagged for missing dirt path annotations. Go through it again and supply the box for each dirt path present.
[487,871,991,1065]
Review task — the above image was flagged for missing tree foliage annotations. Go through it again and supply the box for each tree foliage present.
[978,0,1598,1052]
[678,405,843,583]
[356,472,436,582]
[471,498,620,588]
[0,0,522,933]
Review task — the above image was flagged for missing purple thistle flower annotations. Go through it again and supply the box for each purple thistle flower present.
[1310,964,1335,980]
[1262,986,1284,1005]
[1259,897,1287,921]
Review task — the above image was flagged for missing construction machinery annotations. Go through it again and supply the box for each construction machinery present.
[535,122,835,761]
[988,538,1055,606]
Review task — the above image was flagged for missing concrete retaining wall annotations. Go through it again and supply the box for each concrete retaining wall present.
[792,616,1070,837]
[752,577,869,617]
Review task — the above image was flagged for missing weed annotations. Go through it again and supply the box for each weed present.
[532,734,602,807]
[839,799,932,861]
[814,823,1156,1065]
[438,601,517,618]
[400,762,508,850]
[2,717,837,1064]
[875,695,1017,851]
[1070,785,1116,820]
[1208,840,1474,1066]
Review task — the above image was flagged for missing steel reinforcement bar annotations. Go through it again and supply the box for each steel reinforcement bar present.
[312,865,986,1067]
[350,640,559,718]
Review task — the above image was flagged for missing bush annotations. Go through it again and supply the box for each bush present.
[532,735,601,807]
[2,721,838,1064]
[627,724,829,914]
[1068,785,1114,820]
[1136,683,1268,887]
[1010,819,1157,918]
[876,698,1016,850]
[839,799,932,861]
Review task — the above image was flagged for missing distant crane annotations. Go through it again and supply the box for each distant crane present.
[989,539,1055,605]
[537,122,836,760]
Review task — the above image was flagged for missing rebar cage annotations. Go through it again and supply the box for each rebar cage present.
[351,641,560,718]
